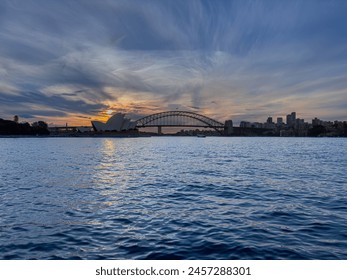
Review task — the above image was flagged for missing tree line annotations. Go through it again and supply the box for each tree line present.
[0,116,49,135]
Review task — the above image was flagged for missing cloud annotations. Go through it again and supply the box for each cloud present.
[0,0,347,125]
[0,90,106,121]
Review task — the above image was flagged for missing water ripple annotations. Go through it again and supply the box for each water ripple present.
[0,137,347,259]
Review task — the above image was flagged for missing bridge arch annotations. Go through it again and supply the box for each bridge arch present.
[135,111,225,133]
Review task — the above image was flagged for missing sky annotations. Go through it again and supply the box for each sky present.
[0,0,347,126]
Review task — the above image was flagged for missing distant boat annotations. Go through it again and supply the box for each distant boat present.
[196,134,206,138]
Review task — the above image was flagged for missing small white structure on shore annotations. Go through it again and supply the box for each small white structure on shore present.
[91,113,137,132]
[77,126,93,133]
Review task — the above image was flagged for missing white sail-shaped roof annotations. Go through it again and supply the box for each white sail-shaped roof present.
[91,121,106,131]
[105,113,124,131]
[91,113,136,132]
[121,118,130,130]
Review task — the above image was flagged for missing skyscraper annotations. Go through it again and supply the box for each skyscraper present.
[277,117,283,125]
[286,112,296,127]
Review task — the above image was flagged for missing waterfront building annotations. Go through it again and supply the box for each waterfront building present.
[240,121,251,128]
[91,113,137,132]
[240,121,263,128]
[295,118,308,136]
[312,117,322,127]
[286,112,296,127]
[286,114,291,126]
[264,116,275,129]
[238,112,345,137]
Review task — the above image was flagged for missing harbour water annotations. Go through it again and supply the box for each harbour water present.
[0,137,346,259]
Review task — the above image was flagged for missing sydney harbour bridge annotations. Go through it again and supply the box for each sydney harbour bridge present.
[53,111,233,135]
[135,111,233,135]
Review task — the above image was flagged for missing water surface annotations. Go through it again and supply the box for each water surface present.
[0,137,346,259]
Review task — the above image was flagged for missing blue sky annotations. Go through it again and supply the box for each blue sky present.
[0,0,346,125]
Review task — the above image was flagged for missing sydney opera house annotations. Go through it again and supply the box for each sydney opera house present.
[91,113,137,132]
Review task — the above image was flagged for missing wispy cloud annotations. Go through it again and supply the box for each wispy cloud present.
[0,0,346,125]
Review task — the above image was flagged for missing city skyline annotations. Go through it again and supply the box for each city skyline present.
[1,0,347,126]
[3,109,345,137]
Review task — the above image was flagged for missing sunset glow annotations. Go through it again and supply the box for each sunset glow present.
[0,0,346,126]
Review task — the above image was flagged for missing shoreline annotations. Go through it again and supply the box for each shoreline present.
[1,134,346,138]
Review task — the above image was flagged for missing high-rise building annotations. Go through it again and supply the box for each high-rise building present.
[312,117,322,127]
[286,112,296,127]
[286,114,291,125]
[277,117,283,125]
[291,112,296,121]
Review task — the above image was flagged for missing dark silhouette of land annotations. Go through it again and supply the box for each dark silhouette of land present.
[1,112,347,137]
[0,117,49,136]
